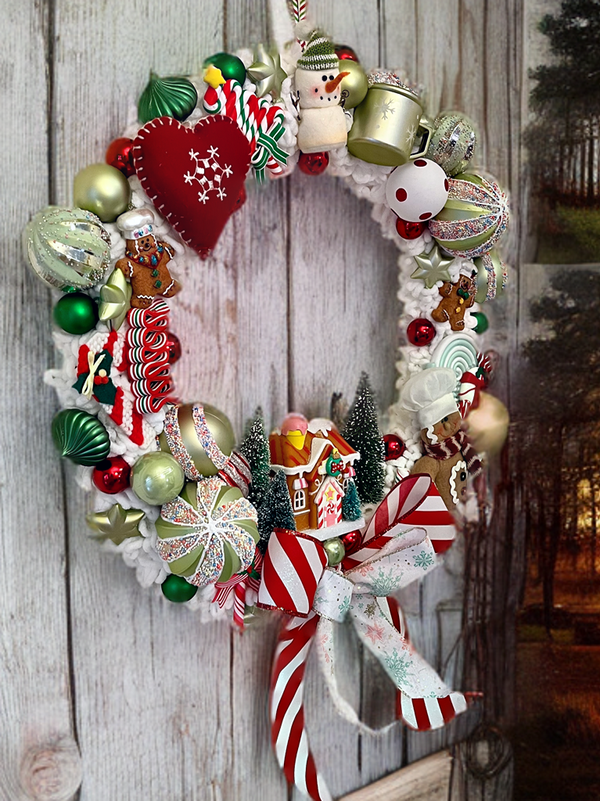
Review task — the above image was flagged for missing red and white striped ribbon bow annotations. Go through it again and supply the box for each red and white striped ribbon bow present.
[213,548,263,629]
[264,476,467,801]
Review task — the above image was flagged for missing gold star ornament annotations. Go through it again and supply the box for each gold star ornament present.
[98,268,132,331]
[411,245,455,289]
[86,503,145,545]
[247,43,288,99]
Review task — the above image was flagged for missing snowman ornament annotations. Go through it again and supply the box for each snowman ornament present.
[295,30,350,153]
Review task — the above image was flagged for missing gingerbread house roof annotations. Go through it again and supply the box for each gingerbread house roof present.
[269,419,359,478]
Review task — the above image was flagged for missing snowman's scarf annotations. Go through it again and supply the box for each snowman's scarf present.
[423,429,483,476]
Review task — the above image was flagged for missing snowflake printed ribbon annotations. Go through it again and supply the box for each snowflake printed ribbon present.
[157,476,258,587]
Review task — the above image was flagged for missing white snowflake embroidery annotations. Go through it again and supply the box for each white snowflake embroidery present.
[183,146,233,204]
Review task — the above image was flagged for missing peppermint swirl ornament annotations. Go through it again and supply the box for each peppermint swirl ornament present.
[155,477,259,587]
[431,333,479,391]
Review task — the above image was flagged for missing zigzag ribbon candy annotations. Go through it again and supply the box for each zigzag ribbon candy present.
[125,298,174,414]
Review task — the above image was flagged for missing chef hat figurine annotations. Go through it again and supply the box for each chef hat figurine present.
[114,208,181,309]
[400,367,483,511]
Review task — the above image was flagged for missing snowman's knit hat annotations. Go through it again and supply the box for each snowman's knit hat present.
[297,31,338,72]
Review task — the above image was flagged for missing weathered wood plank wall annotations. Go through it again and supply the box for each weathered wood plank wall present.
[0,0,525,799]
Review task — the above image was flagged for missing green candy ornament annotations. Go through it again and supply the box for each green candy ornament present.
[53,292,98,334]
[23,206,111,291]
[73,164,131,223]
[138,72,198,123]
[52,409,111,466]
[202,52,246,85]
[131,452,186,506]
[472,312,489,334]
[161,574,199,603]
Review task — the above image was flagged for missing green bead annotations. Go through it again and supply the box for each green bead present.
[52,408,111,466]
[472,312,489,334]
[203,52,246,84]
[131,452,185,506]
[323,537,346,566]
[53,292,98,334]
[161,574,198,603]
[138,72,198,124]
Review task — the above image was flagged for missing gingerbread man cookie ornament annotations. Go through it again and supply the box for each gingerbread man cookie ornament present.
[400,367,483,511]
[115,208,181,309]
[431,270,476,331]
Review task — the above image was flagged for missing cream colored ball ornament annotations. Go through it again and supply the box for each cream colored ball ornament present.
[463,391,509,457]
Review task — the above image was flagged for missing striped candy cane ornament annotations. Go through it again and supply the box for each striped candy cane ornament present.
[270,612,332,801]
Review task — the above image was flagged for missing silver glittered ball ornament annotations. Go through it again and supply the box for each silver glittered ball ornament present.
[427,112,477,176]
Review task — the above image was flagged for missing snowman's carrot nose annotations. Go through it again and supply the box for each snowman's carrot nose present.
[325,72,349,93]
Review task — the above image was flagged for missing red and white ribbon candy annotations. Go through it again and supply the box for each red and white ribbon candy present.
[125,299,174,414]
[213,548,263,629]
[270,612,332,801]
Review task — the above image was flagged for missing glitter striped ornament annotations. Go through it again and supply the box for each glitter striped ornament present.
[429,172,509,259]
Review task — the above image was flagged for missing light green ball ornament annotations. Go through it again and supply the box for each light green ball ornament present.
[23,206,111,291]
[161,574,199,603]
[138,72,198,123]
[53,292,98,334]
[73,164,131,223]
[427,112,477,176]
[131,452,186,506]
[323,537,346,566]
[339,59,368,109]
[159,402,235,479]
[52,409,110,466]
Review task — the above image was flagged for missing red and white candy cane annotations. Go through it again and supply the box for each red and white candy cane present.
[203,80,287,180]
[213,548,263,629]
[126,299,174,414]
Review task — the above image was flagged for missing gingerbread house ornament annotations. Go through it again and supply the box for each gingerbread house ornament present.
[269,414,364,539]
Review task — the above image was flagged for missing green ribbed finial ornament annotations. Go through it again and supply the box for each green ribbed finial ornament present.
[51,409,111,466]
[138,72,198,123]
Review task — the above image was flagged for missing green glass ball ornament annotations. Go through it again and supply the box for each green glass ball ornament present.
[427,112,477,176]
[73,164,131,223]
[339,58,368,110]
[130,452,186,506]
[472,311,489,334]
[159,402,235,478]
[138,72,198,124]
[23,206,111,291]
[202,52,246,85]
[323,537,346,566]
[52,409,111,466]
[53,292,98,334]
[161,574,199,603]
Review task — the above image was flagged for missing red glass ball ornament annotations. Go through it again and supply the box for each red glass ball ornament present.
[383,434,406,461]
[166,331,182,364]
[341,529,362,555]
[92,456,131,494]
[334,44,359,62]
[298,151,329,176]
[407,318,436,347]
[105,137,135,178]
[395,217,426,240]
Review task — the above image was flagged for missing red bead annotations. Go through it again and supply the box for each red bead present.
[335,44,359,62]
[166,331,182,364]
[92,456,131,494]
[395,217,426,240]
[298,151,329,176]
[383,434,406,461]
[407,318,436,347]
[341,529,362,555]
[105,137,135,177]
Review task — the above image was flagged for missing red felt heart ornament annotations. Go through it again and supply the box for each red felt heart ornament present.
[133,115,251,258]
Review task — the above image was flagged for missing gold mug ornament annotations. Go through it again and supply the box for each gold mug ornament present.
[347,71,433,166]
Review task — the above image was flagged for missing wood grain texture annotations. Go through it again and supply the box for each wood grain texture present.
[340,750,453,801]
[1,0,526,798]
[0,3,80,800]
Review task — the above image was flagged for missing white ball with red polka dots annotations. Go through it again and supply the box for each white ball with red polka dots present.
[385,158,449,223]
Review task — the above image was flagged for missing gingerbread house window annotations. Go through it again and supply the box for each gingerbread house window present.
[293,489,306,511]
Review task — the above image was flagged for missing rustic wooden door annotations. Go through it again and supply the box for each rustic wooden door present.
[0,1,525,799]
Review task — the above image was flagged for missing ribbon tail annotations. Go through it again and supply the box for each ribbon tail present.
[269,612,332,801]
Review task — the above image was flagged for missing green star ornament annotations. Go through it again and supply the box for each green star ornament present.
[411,245,455,289]
[247,43,288,99]
[98,268,132,331]
[86,503,145,545]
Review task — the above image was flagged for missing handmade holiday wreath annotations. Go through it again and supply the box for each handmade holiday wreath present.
[23,4,511,799]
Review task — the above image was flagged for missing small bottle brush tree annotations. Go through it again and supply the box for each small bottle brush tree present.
[240,406,271,509]
[342,479,362,521]
[257,471,296,552]
[342,372,385,504]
